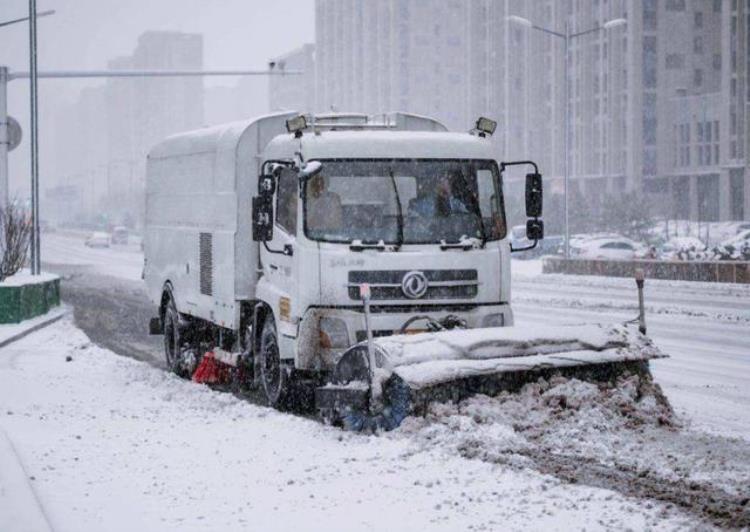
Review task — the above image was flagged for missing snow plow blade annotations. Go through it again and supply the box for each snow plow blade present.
[315,323,667,432]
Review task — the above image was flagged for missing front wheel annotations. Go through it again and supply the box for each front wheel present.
[163,296,190,378]
[258,316,292,408]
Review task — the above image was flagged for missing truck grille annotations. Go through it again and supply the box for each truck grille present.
[348,270,478,300]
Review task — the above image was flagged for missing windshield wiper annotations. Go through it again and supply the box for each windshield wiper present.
[388,170,404,250]
[454,171,487,247]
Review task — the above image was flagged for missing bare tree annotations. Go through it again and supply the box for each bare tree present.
[0,202,32,282]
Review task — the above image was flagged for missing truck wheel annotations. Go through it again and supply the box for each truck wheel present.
[258,316,291,408]
[163,297,189,378]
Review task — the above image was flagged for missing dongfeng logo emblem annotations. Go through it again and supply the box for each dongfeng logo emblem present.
[401,270,429,299]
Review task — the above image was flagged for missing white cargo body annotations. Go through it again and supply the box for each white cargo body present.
[145,112,296,328]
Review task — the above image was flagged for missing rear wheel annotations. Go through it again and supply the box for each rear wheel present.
[258,316,291,408]
[163,296,190,378]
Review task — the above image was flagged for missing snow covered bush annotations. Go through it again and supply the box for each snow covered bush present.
[0,202,32,281]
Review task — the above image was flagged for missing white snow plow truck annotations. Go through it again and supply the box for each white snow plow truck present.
[145,112,665,431]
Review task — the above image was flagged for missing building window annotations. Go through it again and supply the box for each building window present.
[713,53,721,70]
[643,0,657,30]
[666,0,686,11]
[713,0,721,12]
[693,68,704,87]
[694,11,704,28]
[643,36,657,88]
[731,170,745,219]
[643,149,657,176]
[694,36,704,54]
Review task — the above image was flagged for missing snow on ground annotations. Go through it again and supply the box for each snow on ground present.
[0,318,696,532]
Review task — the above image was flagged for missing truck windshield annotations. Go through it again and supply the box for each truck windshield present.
[303,159,506,244]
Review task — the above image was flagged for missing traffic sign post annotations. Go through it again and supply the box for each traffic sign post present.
[0,66,8,208]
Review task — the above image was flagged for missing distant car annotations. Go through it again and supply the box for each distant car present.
[574,237,638,260]
[111,226,129,245]
[85,232,110,248]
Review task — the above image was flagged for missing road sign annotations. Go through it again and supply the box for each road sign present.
[6,116,21,152]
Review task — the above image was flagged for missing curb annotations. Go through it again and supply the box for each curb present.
[0,429,54,532]
[0,307,67,350]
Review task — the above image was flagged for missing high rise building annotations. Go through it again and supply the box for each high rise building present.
[310,0,750,222]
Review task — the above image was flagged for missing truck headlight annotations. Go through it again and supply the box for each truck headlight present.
[482,313,505,328]
[319,317,350,349]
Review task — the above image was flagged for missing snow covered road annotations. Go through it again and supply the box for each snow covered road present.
[15,234,748,529]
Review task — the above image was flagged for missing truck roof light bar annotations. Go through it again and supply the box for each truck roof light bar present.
[474,117,497,137]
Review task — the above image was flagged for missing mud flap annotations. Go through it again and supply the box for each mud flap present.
[149,317,162,335]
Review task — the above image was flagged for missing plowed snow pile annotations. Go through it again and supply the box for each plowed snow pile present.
[396,372,750,523]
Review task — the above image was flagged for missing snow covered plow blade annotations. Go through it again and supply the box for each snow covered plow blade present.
[315,324,667,432]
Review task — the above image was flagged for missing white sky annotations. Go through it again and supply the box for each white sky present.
[0,0,315,196]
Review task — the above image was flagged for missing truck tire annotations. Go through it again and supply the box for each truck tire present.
[258,316,291,408]
[163,296,189,378]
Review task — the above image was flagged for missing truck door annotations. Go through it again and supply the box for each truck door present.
[262,167,299,340]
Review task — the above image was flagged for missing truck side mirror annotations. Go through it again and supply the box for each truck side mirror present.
[252,196,274,241]
[525,172,543,218]
[258,174,276,196]
[526,219,544,240]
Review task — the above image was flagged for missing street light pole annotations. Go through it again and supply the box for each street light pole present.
[507,15,626,260]
[29,0,41,274]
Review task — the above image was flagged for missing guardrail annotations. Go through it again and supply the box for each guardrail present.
[542,257,750,284]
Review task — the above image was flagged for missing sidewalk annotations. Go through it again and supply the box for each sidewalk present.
[0,429,53,532]
[0,306,67,349]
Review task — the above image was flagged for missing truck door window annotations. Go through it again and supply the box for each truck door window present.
[477,169,506,239]
[276,168,298,235]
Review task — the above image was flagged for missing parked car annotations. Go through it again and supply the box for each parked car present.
[573,236,638,260]
[85,231,110,248]
[659,236,707,260]
[714,230,750,260]
[111,226,129,245]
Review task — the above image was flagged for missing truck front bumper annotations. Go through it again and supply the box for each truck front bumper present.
[295,303,513,371]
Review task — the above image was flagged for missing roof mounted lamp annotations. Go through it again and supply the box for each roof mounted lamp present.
[286,114,308,138]
[474,117,497,137]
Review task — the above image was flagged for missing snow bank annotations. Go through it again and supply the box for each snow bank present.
[396,373,750,506]
[0,269,58,287]
[0,318,696,531]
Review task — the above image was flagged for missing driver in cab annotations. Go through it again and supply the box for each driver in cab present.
[307,174,343,232]
[409,170,470,218]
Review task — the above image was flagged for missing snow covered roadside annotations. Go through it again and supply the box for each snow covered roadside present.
[0,318,695,532]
